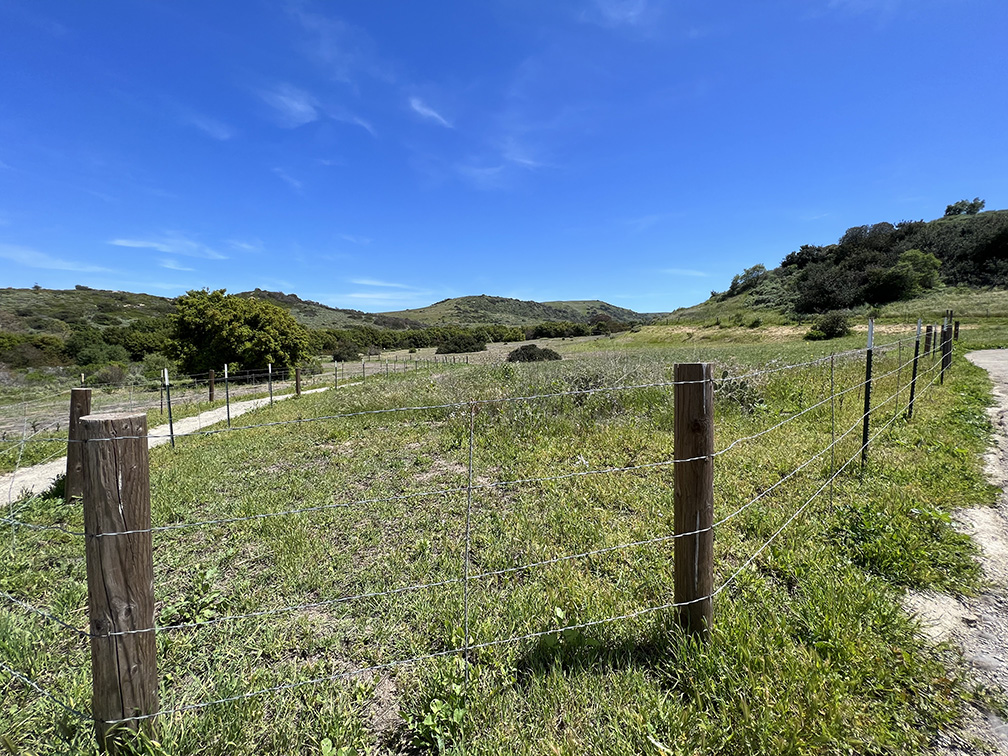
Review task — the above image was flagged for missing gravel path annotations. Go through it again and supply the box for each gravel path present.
[905,349,1008,754]
[2,385,332,501]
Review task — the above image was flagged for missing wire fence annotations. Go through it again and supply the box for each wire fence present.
[0,323,962,749]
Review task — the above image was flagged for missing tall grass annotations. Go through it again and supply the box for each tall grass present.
[0,335,1000,755]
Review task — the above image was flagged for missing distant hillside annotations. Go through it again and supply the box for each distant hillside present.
[0,286,174,336]
[237,289,427,330]
[382,295,647,327]
[679,206,1008,318]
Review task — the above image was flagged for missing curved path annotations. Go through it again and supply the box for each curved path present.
[3,386,332,502]
[907,349,1008,753]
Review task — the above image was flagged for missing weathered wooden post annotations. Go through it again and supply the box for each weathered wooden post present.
[906,319,922,421]
[674,363,714,640]
[80,413,158,750]
[861,318,874,470]
[268,363,273,405]
[295,368,302,397]
[208,370,215,403]
[66,388,92,501]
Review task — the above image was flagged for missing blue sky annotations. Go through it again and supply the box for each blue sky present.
[1,1,1005,314]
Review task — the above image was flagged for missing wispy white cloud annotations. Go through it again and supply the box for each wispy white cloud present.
[109,234,226,260]
[583,0,655,27]
[827,0,901,14]
[623,213,669,232]
[339,234,372,245]
[184,112,234,141]
[0,159,12,171]
[501,137,543,169]
[0,243,114,273]
[409,97,453,128]
[272,167,303,191]
[349,115,376,136]
[350,278,411,288]
[259,83,320,128]
[289,7,394,85]
[455,163,506,189]
[660,268,708,277]
[227,239,263,253]
[159,258,195,272]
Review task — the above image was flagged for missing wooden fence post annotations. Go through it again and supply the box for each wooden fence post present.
[674,362,714,640]
[268,363,273,405]
[66,388,92,500]
[295,368,302,397]
[80,413,158,750]
[906,319,921,421]
[861,318,874,470]
[208,370,215,403]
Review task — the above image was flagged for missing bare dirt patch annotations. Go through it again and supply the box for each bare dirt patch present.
[906,350,1008,754]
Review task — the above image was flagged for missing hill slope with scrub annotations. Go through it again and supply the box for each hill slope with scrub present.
[674,206,1008,323]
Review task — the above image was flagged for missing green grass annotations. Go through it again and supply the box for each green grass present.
[0,334,1000,755]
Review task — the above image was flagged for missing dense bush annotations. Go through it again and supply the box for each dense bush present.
[331,342,362,362]
[435,333,486,355]
[805,312,851,341]
[507,344,562,362]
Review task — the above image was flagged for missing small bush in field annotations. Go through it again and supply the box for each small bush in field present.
[507,344,561,362]
[805,312,850,340]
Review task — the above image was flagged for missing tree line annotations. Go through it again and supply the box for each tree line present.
[1,289,629,378]
[714,200,1007,314]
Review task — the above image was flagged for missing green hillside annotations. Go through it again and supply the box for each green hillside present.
[0,286,174,336]
[237,289,427,330]
[382,294,646,327]
[669,206,1008,323]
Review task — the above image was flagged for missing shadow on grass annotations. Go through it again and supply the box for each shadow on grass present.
[509,615,700,689]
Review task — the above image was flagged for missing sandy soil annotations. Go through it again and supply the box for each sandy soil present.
[905,349,1008,754]
[2,386,332,501]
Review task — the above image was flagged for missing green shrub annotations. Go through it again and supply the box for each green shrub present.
[332,343,361,362]
[805,312,850,341]
[435,333,486,355]
[507,344,562,362]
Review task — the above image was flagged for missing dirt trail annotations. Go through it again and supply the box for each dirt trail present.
[905,350,1008,753]
[2,386,332,501]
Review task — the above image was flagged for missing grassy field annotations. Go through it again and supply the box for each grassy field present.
[1,324,1006,755]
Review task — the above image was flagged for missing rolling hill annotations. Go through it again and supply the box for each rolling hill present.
[381,295,648,327]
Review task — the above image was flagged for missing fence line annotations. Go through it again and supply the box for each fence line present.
[3,367,941,726]
[5,340,909,449]
[0,341,937,541]
[0,324,960,742]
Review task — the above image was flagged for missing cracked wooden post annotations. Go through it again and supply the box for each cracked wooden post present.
[674,363,714,640]
[208,369,215,403]
[295,367,302,397]
[66,388,92,501]
[80,412,158,751]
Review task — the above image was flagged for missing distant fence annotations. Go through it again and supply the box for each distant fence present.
[1,317,959,751]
